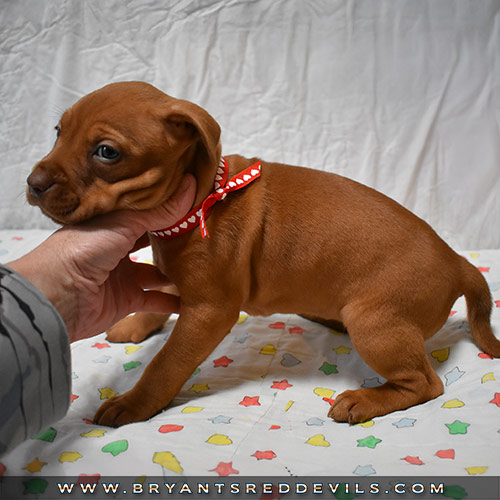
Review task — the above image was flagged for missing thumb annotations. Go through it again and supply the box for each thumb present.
[138,174,197,232]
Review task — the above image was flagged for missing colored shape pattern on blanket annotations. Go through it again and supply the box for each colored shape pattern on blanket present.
[0,230,499,477]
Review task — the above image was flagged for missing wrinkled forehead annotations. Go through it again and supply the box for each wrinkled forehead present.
[59,83,172,137]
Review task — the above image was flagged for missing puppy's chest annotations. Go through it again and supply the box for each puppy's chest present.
[149,173,267,292]
[150,220,248,287]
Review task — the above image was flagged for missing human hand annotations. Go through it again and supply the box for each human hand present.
[8,175,196,342]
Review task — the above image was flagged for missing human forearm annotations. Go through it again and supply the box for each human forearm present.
[0,265,71,456]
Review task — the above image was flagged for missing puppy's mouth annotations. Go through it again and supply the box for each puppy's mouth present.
[27,186,82,225]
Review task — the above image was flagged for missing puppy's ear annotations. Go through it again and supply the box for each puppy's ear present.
[165,100,221,204]
[164,115,198,146]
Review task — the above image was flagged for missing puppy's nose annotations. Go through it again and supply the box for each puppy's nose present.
[27,169,56,199]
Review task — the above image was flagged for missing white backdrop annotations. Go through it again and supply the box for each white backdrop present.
[1,0,499,248]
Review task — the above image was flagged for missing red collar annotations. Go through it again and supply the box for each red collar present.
[149,157,261,239]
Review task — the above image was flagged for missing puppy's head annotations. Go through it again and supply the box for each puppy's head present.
[27,81,221,224]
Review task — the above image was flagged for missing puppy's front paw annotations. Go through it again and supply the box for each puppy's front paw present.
[327,389,374,424]
[94,392,155,427]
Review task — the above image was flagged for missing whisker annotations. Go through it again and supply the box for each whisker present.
[48,105,64,122]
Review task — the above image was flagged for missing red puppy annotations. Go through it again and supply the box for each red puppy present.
[27,82,500,427]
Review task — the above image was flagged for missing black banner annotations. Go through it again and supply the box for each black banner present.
[0,476,499,499]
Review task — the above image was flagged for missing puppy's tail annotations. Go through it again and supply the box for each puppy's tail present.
[461,257,500,357]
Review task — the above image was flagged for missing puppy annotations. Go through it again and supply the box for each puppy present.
[27,81,500,427]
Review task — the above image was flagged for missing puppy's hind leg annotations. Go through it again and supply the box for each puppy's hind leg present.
[106,284,179,343]
[106,312,171,344]
[328,316,443,424]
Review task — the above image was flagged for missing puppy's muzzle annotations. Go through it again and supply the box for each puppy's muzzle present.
[26,163,81,222]
[27,168,56,200]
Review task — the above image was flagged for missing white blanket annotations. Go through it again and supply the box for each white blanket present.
[1,230,499,477]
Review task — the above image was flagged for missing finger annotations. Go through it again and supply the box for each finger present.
[140,174,196,232]
[94,173,196,247]
[137,290,181,315]
[129,261,173,289]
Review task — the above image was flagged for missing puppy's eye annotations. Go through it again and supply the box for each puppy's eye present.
[55,126,61,137]
[94,145,120,162]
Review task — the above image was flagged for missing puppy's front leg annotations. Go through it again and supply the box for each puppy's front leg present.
[94,305,239,427]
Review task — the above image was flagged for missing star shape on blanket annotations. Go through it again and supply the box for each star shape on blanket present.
[210,415,232,424]
[239,396,260,407]
[271,379,293,390]
[392,417,416,428]
[99,387,117,400]
[489,393,500,407]
[357,436,382,449]
[23,457,47,473]
[445,420,470,435]
[92,342,110,349]
[213,355,233,367]
[319,362,338,375]
[210,461,239,476]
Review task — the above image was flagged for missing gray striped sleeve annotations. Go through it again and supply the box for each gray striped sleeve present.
[0,264,71,456]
